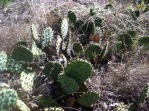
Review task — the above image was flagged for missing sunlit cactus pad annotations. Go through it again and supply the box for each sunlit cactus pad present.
[16,99,30,111]
[20,69,35,91]
[7,59,23,74]
[0,51,7,72]
[0,89,18,111]
[61,18,68,39]
[41,27,53,49]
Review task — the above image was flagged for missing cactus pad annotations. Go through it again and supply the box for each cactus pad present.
[68,11,76,24]
[138,37,149,49]
[41,27,53,49]
[32,24,39,41]
[16,99,30,111]
[0,51,7,72]
[39,96,58,107]
[61,18,68,39]
[65,60,93,83]
[77,92,99,107]
[7,59,23,74]
[20,70,35,91]
[59,75,79,93]
[85,44,101,60]
[72,42,84,55]
[0,88,18,111]
[32,42,43,56]
[12,46,33,62]
[117,33,133,51]
[43,62,63,81]
[56,35,62,55]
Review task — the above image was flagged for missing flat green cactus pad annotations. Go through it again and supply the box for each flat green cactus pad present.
[72,42,84,55]
[7,59,23,74]
[138,37,149,49]
[11,46,33,62]
[39,96,59,107]
[59,75,79,93]
[65,60,93,83]
[43,62,63,81]
[0,89,18,111]
[68,11,76,24]
[0,51,7,72]
[85,44,101,60]
[20,70,35,91]
[77,92,99,107]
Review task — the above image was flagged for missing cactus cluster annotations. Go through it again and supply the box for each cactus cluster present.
[3,10,149,111]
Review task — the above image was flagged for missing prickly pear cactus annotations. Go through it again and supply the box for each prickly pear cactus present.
[138,36,149,49]
[117,33,134,51]
[56,35,62,55]
[20,69,35,91]
[32,24,39,41]
[61,18,68,39]
[68,11,76,24]
[65,60,93,83]
[11,46,33,62]
[41,27,53,49]
[0,51,7,72]
[7,59,23,74]
[77,92,99,107]
[72,42,84,55]
[32,41,44,57]
[136,82,149,105]
[0,88,18,111]
[59,74,79,93]
[16,99,30,111]
[85,44,101,60]
[43,62,63,81]
[39,96,58,107]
